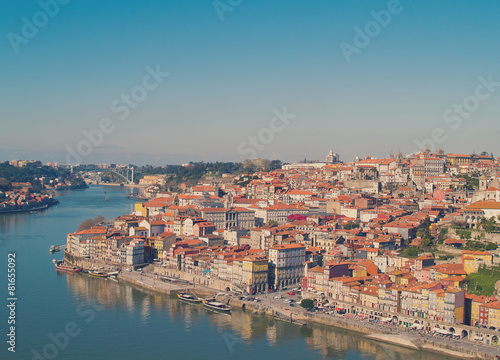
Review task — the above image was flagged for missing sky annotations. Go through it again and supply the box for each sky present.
[1,0,500,165]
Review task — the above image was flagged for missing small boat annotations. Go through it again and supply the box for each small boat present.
[49,245,61,253]
[53,259,82,273]
[88,270,108,278]
[177,292,201,304]
[202,298,232,313]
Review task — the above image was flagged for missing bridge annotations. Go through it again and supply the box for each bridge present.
[81,166,135,185]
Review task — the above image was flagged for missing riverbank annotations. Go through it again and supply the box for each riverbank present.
[63,251,496,360]
[0,199,59,214]
[114,269,493,360]
[91,182,145,188]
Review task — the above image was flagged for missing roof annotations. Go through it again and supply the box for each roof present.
[465,200,500,210]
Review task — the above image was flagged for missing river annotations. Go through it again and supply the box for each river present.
[0,186,449,360]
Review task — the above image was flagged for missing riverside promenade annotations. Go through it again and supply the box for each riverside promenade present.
[116,265,498,360]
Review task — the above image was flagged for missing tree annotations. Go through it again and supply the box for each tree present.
[300,299,314,309]
[421,237,431,247]
[344,222,359,230]
[437,227,448,244]
[402,246,420,257]
[485,242,498,251]
[78,215,105,231]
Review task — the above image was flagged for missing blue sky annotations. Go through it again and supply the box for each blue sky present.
[1,0,499,165]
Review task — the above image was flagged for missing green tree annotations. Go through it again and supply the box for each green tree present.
[402,246,421,257]
[300,299,314,309]
[344,222,360,230]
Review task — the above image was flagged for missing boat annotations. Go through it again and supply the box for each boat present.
[88,269,108,278]
[53,259,82,273]
[177,292,201,304]
[202,298,232,313]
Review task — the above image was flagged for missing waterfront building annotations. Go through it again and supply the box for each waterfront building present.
[268,243,306,289]
[242,254,268,293]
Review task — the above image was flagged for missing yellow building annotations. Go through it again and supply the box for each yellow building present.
[469,295,497,326]
[134,202,148,217]
[388,270,409,285]
[242,255,268,293]
[462,250,493,274]
[485,301,500,329]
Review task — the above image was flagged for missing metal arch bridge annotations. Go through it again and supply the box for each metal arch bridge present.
[83,167,135,184]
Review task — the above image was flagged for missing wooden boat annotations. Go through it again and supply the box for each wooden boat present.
[53,259,82,273]
[177,292,201,304]
[202,298,232,313]
[88,269,108,278]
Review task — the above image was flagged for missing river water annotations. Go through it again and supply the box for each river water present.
[0,186,449,360]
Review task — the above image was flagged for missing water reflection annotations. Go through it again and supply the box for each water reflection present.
[64,273,449,360]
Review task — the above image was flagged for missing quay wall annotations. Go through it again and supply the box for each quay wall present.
[64,253,496,359]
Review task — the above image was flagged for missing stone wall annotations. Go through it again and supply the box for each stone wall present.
[343,180,380,194]
[447,228,500,243]
[153,265,233,292]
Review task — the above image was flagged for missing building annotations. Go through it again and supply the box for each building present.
[462,250,493,274]
[242,254,268,294]
[201,207,255,230]
[268,243,306,289]
[253,204,308,226]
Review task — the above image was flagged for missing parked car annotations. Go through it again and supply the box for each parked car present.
[287,292,295,296]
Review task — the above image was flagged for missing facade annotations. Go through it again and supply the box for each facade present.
[268,243,306,289]
[462,251,493,274]
[253,204,308,226]
[201,207,255,230]
[242,255,268,293]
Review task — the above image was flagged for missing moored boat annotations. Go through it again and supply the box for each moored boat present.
[202,298,232,313]
[88,269,108,278]
[177,292,201,303]
[53,259,82,273]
